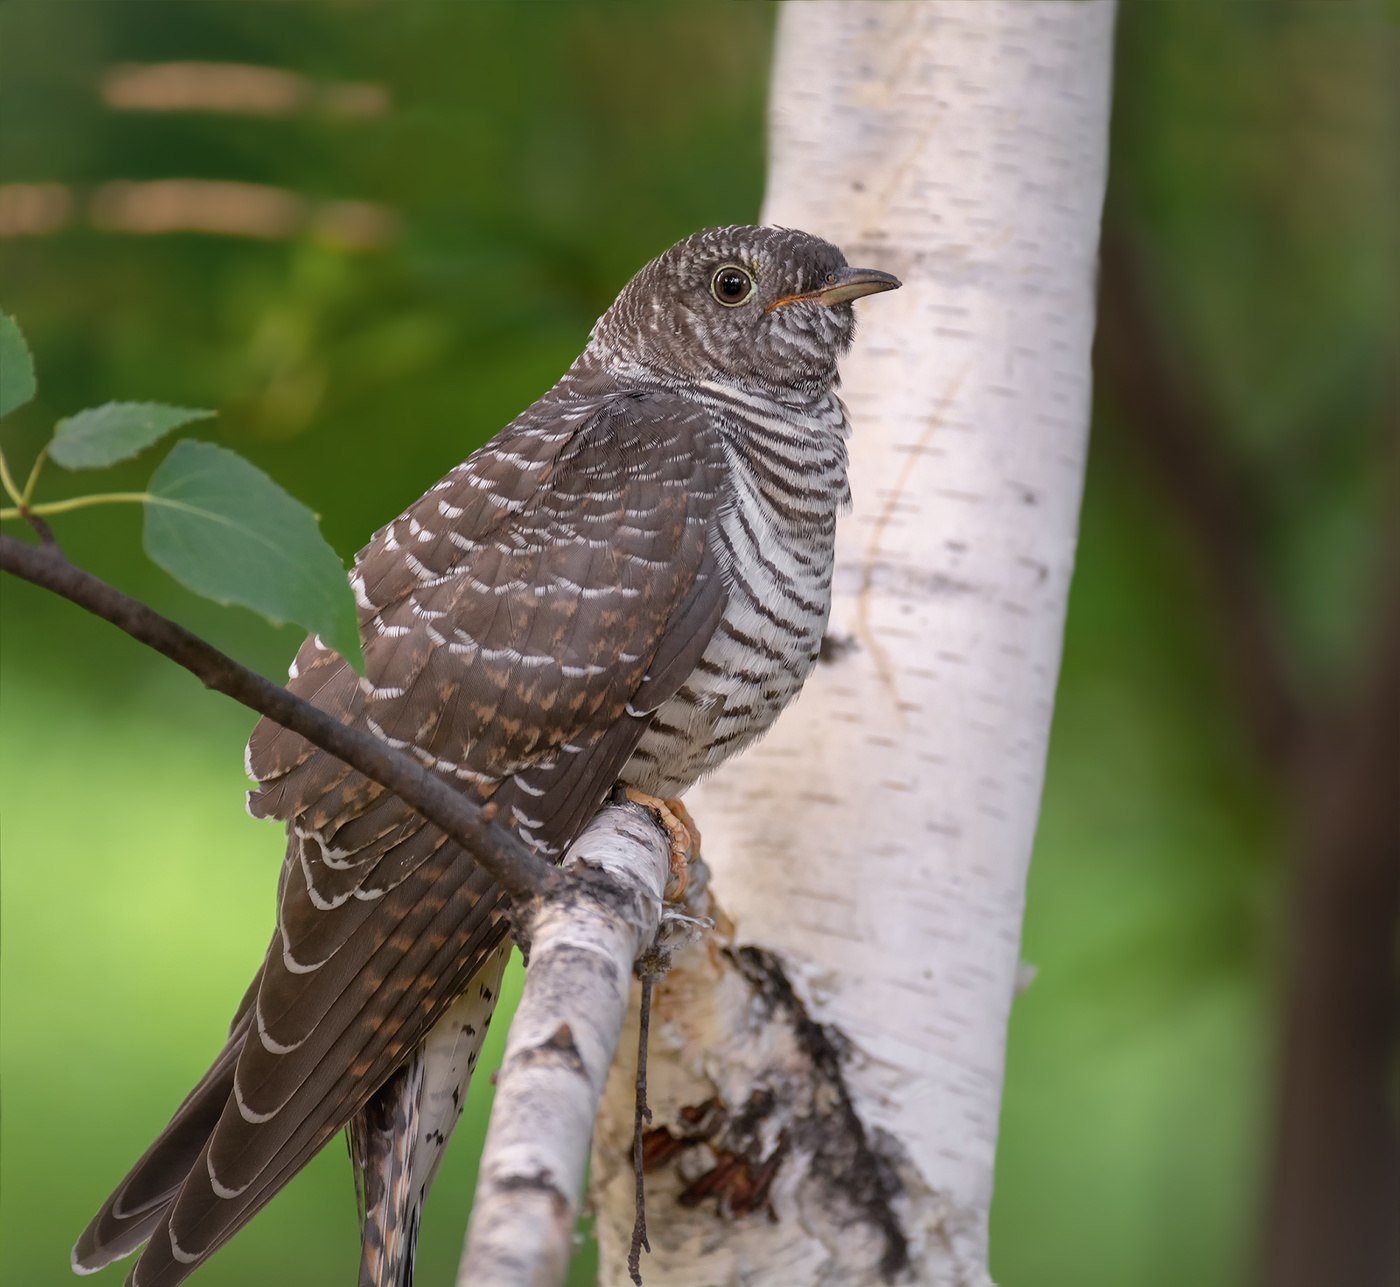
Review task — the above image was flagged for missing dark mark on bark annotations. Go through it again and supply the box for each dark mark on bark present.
[841,560,978,600]
[516,1023,586,1074]
[543,1023,581,1056]
[818,631,860,664]
[642,1097,723,1171]
[730,946,911,1281]
[729,1087,776,1140]
[677,1132,790,1217]
[678,1151,741,1207]
[640,954,911,1277]
[495,1169,570,1218]
[679,1098,725,1129]
[641,1125,687,1169]
[645,1087,788,1218]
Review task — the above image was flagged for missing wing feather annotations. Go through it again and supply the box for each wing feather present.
[104,388,729,1286]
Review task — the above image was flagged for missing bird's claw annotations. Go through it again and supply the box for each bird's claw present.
[624,788,699,901]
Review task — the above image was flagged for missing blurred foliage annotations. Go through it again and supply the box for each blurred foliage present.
[0,3,1393,1287]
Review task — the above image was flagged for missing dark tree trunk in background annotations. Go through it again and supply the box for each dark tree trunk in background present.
[1097,219,1400,1287]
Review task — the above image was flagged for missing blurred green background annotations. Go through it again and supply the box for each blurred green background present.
[1,3,1394,1287]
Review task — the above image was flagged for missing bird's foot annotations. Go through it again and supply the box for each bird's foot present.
[624,788,700,900]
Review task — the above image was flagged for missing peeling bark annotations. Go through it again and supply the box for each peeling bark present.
[594,900,929,1286]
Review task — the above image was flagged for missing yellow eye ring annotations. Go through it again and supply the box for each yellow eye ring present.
[710,265,754,307]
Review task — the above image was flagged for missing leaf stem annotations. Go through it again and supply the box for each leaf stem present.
[19,446,46,507]
[0,448,23,508]
[0,491,152,522]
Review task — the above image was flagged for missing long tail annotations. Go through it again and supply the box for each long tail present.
[72,979,259,1276]
[351,1057,426,1287]
[75,942,508,1287]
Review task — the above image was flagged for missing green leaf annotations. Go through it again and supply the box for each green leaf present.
[144,440,365,673]
[0,312,37,419]
[49,402,216,470]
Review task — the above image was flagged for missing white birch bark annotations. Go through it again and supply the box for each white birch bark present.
[459,801,671,1287]
[591,3,1116,1283]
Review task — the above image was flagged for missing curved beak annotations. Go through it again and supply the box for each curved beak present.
[768,266,902,312]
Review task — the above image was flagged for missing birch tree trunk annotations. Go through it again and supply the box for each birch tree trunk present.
[590,3,1116,1283]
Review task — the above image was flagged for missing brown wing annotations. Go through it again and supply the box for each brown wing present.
[110,390,729,1287]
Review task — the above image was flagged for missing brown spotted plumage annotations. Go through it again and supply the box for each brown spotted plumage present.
[73,226,898,1287]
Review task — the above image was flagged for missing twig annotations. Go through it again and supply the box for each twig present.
[459,800,671,1287]
[628,972,655,1285]
[0,531,556,905]
[23,512,58,546]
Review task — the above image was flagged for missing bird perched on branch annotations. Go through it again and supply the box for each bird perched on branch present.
[73,225,899,1287]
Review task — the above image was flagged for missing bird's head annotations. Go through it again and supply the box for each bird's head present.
[588,225,900,397]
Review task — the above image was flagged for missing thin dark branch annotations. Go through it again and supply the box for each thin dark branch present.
[628,972,655,1286]
[23,511,58,546]
[0,532,557,905]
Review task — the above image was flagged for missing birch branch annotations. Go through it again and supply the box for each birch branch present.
[459,799,672,1287]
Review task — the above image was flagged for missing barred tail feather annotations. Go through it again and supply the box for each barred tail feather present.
[351,944,509,1287]
[72,1015,250,1275]
[351,1057,425,1287]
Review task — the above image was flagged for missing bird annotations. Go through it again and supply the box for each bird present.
[72,224,900,1287]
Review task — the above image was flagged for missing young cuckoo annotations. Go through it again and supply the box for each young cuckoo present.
[73,225,899,1287]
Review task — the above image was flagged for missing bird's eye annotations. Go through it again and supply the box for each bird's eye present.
[710,265,754,307]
